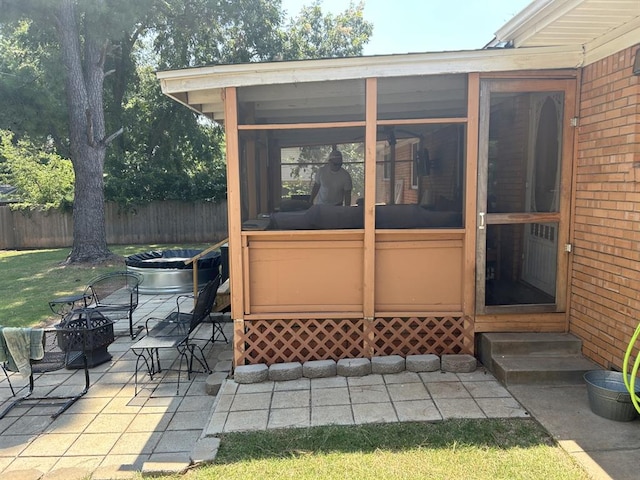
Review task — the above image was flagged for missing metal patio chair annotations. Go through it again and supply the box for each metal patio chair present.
[84,271,142,338]
[0,315,110,419]
[130,275,221,395]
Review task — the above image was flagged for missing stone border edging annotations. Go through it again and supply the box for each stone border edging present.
[233,354,477,384]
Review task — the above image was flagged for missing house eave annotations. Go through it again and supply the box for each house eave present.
[157,45,584,122]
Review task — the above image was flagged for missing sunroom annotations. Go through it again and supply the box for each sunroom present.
[157,0,640,368]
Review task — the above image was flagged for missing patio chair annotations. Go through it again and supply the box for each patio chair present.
[84,271,142,338]
[202,311,230,345]
[199,277,231,345]
[130,275,221,395]
[0,317,108,419]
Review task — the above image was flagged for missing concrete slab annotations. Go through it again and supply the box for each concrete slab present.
[508,383,640,480]
[349,384,390,404]
[352,402,397,424]
[271,389,310,409]
[224,410,269,432]
[190,437,221,465]
[2,469,44,480]
[92,464,140,480]
[311,387,350,406]
[311,405,354,426]
[268,407,310,429]
[141,453,191,476]
[394,399,442,422]
[434,398,485,419]
[386,382,430,402]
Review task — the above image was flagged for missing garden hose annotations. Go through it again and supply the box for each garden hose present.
[622,321,640,414]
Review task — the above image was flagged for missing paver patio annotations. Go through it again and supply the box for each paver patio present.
[204,367,528,437]
[0,292,233,478]
[0,291,548,479]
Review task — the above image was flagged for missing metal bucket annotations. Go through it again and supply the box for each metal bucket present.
[583,370,640,422]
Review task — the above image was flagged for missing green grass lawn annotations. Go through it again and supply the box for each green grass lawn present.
[0,244,209,327]
[171,420,589,480]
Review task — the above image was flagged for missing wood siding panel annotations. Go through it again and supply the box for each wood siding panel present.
[246,238,364,313]
[475,313,566,332]
[375,238,463,311]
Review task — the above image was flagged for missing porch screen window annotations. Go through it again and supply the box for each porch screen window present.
[377,74,467,120]
[237,79,365,125]
[239,128,365,231]
[374,123,464,229]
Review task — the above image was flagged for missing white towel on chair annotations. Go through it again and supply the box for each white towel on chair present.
[0,328,44,377]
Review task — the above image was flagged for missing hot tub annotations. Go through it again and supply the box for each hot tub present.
[126,249,222,294]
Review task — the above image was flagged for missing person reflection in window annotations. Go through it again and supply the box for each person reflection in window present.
[310,148,352,206]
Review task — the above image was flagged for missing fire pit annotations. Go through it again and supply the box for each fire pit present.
[58,309,115,368]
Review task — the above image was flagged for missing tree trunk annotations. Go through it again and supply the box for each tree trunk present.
[55,0,113,263]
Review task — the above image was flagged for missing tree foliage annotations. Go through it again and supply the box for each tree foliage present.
[282,1,372,60]
[0,130,74,209]
[0,20,67,152]
[0,1,373,207]
[105,67,227,206]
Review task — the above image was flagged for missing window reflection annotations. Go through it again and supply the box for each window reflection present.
[485,223,557,306]
[239,128,365,231]
[374,124,464,229]
[488,92,563,214]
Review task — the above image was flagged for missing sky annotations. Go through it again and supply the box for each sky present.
[280,0,534,55]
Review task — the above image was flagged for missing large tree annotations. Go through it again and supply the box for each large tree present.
[1,0,155,263]
[0,0,372,263]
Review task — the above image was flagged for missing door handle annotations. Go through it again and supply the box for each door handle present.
[478,212,485,230]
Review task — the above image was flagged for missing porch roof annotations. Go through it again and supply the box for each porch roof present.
[157,0,639,124]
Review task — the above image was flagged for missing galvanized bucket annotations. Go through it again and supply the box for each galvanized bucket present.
[584,370,640,422]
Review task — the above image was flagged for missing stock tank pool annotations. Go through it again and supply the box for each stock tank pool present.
[125,249,221,294]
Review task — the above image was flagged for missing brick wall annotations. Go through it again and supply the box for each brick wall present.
[570,44,640,369]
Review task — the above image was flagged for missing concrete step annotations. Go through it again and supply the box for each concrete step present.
[492,354,600,386]
[478,332,581,371]
[478,332,601,386]
[480,332,583,357]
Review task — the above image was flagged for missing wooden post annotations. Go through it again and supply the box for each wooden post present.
[364,78,377,357]
[223,87,245,368]
[463,73,480,354]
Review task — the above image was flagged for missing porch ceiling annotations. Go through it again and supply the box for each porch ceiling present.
[157,45,583,124]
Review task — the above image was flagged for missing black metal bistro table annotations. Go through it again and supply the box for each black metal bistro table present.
[49,293,93,318]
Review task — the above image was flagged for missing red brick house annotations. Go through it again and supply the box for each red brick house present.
[157,0,640,371]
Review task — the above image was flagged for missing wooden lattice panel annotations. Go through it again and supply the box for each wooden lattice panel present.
[238,318,370,365]
[373,316,473,356]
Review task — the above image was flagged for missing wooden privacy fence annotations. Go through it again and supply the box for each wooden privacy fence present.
[0,200,228,249]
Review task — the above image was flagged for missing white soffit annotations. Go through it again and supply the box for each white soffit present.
[493,0,640,59]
